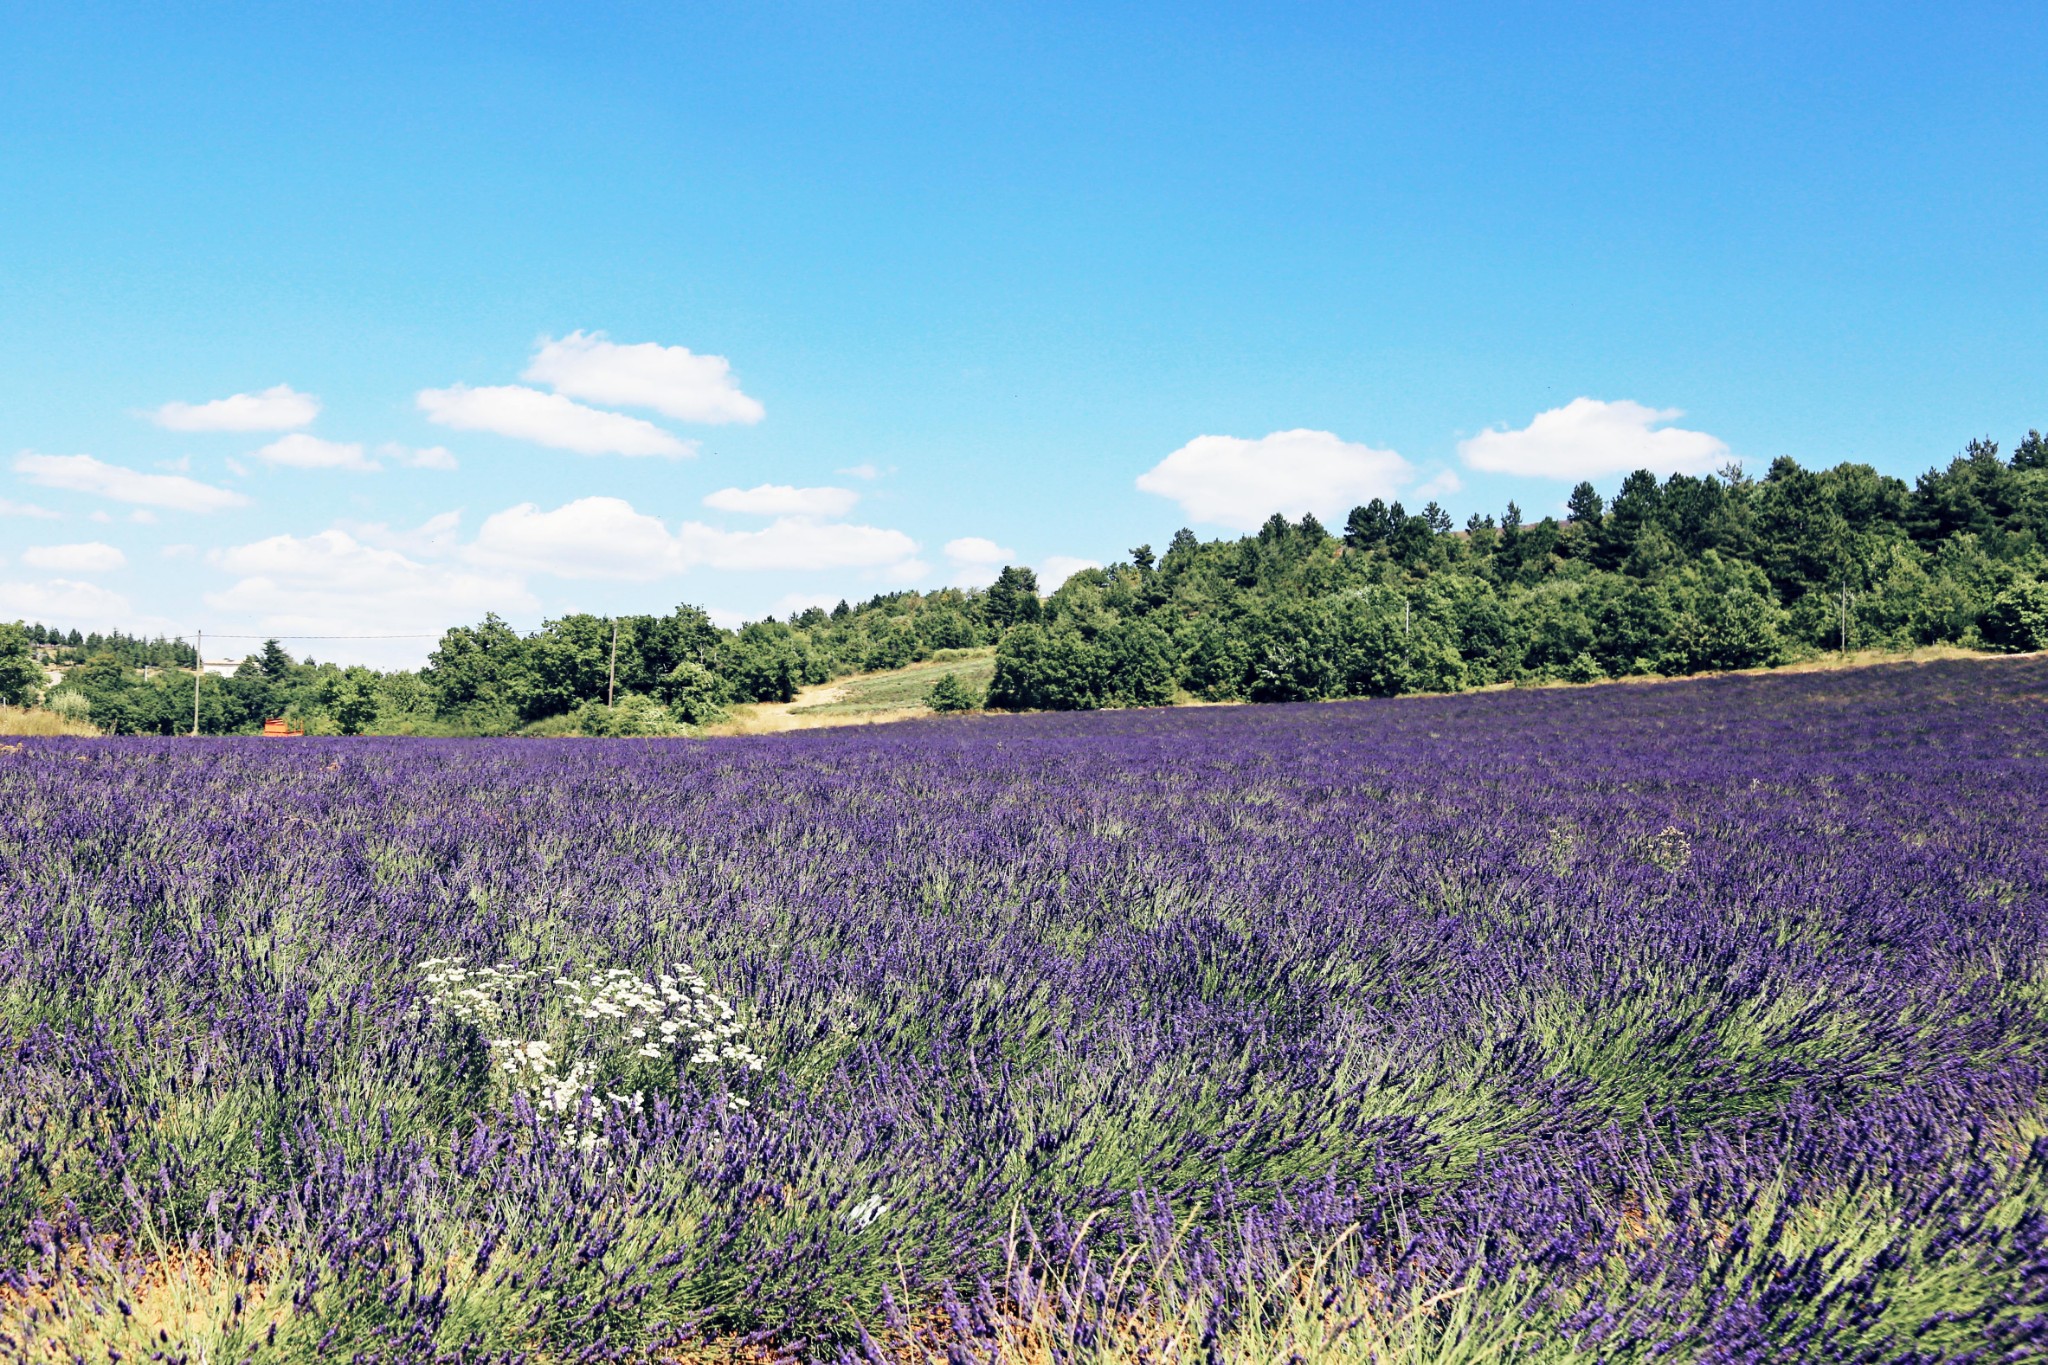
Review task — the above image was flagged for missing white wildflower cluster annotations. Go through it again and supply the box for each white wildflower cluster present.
[420,956,764,1143]
[420,958,531,1029]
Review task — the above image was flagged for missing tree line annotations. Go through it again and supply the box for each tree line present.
[983,436,2047,709]
[5,434,2044,733]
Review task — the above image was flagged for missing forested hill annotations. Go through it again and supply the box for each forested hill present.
[413,434,2048,729]
[9,436,2047,734]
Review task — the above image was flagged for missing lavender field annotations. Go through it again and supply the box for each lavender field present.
[3,660,2047,1363]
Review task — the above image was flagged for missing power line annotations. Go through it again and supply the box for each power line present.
[191,633,443,640]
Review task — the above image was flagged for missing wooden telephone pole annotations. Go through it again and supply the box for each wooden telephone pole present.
[191,629,202,737]
[606,621,619,708]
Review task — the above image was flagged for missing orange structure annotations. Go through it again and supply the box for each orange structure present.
[261,718,306,737]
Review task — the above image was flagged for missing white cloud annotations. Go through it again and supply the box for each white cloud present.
[874,558,930,584]
[254,433,379,473]
[13,452,250,513]
[703,484,860,518]
[0,577,135,627]
[22,542,126,573]
[678,518,919,573]
[390,444,459,471]
[768,591,843,618]
[206,529,534,662]
[342,510,465,558]
[1136,429,1413,531]
[1414,469,1463,500]
[945,536,1015,565]
[837,463,886,480]
[0,497,60,520]
[522,331,764,425]
[943,536,1017,588]
[468,496,922,580]
[416,384,695,458]
[469,498,683,581]
[705,606,749,630]
[1458,398,1730,481]
[149,384,320,432]
[1040,555,1101,589]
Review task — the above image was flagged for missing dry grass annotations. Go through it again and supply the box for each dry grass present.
[834,1219,1513,1365]
[0,705,98,737]
[1466,642,2023,696]
[699,653,997,737]
[701,703,933,737]
[0,1242,291,1362]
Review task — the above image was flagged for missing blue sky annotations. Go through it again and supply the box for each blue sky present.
[2,2,2043,664]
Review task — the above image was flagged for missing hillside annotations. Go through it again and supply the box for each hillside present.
[5,435,2046,735]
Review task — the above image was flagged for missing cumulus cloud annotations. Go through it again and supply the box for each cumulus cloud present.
[13,452,250,513]
[393,444,459,471]
[678,518,919,574]
[703,484,860,518]
[0,497,60,519]
[0,577,136,627]
[21,542,126,573]
[943,536,1017,588]
[945,536,1014,566]
[470,498,685,581]
[468,496,921,580]
[1039,555,1101,589]
[341,510,465,558]
[206,530,534,656]
[522,331,764,425]
[1136,429,1413,531]
[1458,398,1730,481]
[416,384,695,458]
[253,433,378,473]
[1414,469,1463,500]
[150,384,320,432]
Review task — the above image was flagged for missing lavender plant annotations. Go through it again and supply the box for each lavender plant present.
[0,657,2044,1362]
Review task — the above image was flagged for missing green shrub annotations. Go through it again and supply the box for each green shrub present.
[925,672,980,712]
[573,693,690,737]
[1980,578,2048,652]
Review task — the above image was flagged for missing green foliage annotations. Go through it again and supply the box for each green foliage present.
[983,564,1043,627]
[1981,577,2048,652]
[22,427,2045,732]
[0,623,45,706]
[974,433,2043,710]
[988,618,1174,711]
[654,660,732,725]
[925,672,980,712]
[573,693,689,737]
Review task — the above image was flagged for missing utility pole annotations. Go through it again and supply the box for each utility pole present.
[1840,585,1849,655]
[1403,599,1411,636]
[606,620,618,708]
[192,629,202,736]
